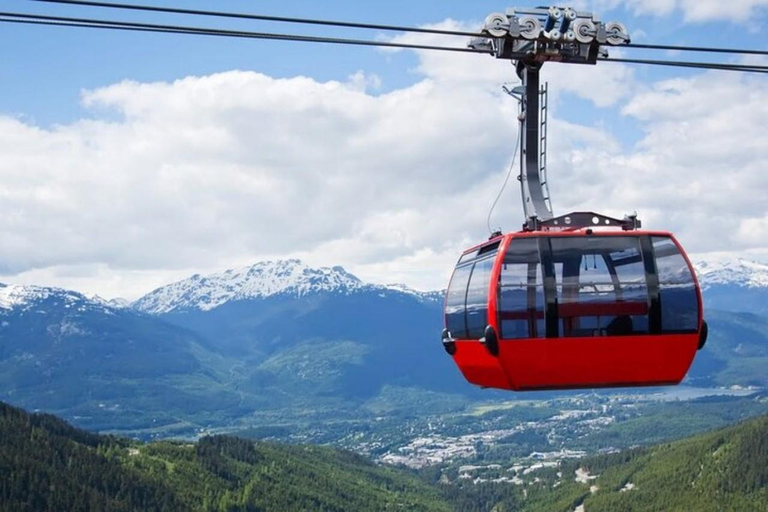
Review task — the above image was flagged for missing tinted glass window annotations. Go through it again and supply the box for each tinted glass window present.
[457,250,477,266]
[445,264,472,339]
[458,241,500,266]
[550,236,649,337]
[498,238,545,339]
[652,236,698,333]
[466,257,495,339]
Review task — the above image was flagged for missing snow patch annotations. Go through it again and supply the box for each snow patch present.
[575,467,598,484]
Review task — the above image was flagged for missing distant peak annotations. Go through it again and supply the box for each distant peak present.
[0,283,118,313]
[131,260,443,314]
[132,260,366,314]
[693,255,768,289]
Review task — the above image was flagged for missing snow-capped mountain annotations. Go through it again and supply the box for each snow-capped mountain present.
[693,256,768,289]
[132,256,768,315]
[0,282,116,314]
[691,256,768,315]
[133,259,438,314]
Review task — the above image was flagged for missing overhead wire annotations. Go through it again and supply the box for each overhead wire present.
[4,8,768,74]
[33,0,768,59]
[599,56,768,74]
[626,42,768,57]
[32,0,487,38]
[0,11,491,54]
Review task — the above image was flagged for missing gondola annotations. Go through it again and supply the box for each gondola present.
[442,213,707,391]
[442,7,707,391]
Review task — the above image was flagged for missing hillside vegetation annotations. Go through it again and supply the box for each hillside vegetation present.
[438,412,768,512]
[2,400,766,511]
[566,413,768,511]
[0,401,447,511]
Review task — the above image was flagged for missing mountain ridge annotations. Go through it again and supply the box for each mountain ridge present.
[2,255,766,316]
[0,282,117,314]
[132,259,441,314]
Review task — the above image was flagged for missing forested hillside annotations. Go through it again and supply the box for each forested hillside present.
[435,413,768,512]
[565,413,768,511]
[0,401,447,511]
[2,400,766,511]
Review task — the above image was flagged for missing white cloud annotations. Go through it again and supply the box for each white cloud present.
[0,20,766,299]
[0,68,522,297]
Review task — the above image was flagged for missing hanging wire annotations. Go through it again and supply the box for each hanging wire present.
[486,121,521,235]
[0,12,491,54]
[626,42,768,57]
[32,0,768,59]
[599,56,768,74]
[4,10,768,73]
[32,0,487,38]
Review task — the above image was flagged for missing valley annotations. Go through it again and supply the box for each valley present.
[1,258,767,483]
[2,399,766,511]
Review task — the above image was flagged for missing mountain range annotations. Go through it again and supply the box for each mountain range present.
[0,256,766,433]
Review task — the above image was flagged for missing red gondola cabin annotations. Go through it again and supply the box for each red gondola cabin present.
[442,224,707,391]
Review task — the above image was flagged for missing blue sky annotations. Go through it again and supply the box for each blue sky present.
[1,1,767,298]
[3,0,763,128]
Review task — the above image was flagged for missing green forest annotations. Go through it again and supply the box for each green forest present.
[1,401,766,511]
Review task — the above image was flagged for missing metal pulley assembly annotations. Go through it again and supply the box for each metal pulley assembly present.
[474,6,629,62]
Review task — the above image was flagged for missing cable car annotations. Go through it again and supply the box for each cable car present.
[441,14,707,391]
[442,212,707,391]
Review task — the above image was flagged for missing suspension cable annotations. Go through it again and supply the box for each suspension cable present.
[626,42,768,57]
[34,0,768,59]
[599,56,768,74]
[0,12,491,54]
[5,10,768,74]
[32,0,487,38]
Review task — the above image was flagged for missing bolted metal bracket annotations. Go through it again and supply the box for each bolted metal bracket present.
[523,211,642,232]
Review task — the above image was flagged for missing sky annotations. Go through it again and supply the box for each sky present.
[1,0,768,300]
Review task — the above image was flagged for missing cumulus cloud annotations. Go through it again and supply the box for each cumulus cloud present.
[0,20,766,298]
[0,67,522,297]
